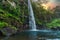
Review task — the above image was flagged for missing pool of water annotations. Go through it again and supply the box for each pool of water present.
[1,30,60,40]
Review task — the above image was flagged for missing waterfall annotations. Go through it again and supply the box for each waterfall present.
[28,0,36,30]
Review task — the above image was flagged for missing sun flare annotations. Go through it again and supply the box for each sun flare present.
[41,2,56,10]
[41,4,48,10]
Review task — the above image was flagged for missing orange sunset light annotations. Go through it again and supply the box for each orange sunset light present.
[41,2,56,10]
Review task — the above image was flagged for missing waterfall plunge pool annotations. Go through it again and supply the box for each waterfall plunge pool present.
[1,30,60,40]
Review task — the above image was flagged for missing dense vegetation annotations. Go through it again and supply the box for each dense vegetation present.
[31,1,60,30]
[0,0,60,35]
[0,0,29,33]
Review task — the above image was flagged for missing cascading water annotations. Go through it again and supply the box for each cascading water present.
[28,0,36,31]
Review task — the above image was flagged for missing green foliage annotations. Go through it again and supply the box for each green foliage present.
[0,22,8,29]
[32,2,54,26]
[46,19,60,28]
[0,21,17,29]
[31,1,60,29]
[0,0,28,31]
[0,8,22,23]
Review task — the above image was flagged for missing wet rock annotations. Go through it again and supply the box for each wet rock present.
[51,27,57,30]
[0,31,4,36]
[56,27,60,30]
[1,27,17,36]
[51,27,60,30]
